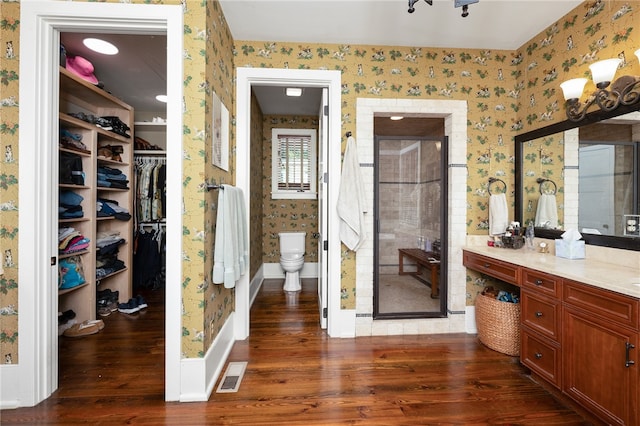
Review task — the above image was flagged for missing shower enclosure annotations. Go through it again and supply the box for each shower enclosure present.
[374,135,447,319]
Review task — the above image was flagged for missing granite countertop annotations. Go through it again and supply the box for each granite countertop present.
[463,244,640,299]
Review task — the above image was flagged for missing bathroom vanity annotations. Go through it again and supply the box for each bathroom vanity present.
[463,246,640,426]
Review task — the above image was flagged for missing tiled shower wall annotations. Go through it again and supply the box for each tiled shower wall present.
[378,138,442,275]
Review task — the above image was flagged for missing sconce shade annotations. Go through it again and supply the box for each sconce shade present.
[560,78,588,100]
[589,58,621,86]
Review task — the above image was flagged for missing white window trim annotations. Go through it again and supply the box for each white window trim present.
[271,128,317,199]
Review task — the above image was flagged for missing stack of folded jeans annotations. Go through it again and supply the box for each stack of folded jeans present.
[97,166,129,189]
[59,191,84,219]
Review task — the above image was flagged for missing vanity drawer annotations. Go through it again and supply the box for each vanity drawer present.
[563,280,639,331]
[463,251,520,286]
[521,330,561,389]
[522,269,561,299]
[522,291,561,341]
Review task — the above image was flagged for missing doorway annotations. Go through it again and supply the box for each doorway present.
[373,118,448,319]
[18,1,183,405]
[235,68,348,338]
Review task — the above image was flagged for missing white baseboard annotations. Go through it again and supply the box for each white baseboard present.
[263,262,318,279]
[179,311,235,402]
[249,266,264,307]
[0,364,20,409]
[465,306,477,334]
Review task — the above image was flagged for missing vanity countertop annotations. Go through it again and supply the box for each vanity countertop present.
[463,244,640,299]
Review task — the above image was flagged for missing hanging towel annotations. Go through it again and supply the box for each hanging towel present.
[488,192,509,236]
[535,193,558,228]
[337,136,367,251]
[212,185,248,288]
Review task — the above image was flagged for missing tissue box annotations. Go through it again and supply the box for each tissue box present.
[555,239,585,259]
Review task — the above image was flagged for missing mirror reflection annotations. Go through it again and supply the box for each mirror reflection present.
[516,111,640,251]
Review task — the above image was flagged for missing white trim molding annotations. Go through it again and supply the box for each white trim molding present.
[16,1,183,407]
[354,98,468,337]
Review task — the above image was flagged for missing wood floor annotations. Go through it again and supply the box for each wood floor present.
[2,279,596,425]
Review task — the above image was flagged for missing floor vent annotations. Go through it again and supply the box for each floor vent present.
[216,361,247,393]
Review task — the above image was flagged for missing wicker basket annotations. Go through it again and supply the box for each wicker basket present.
[475,293,521,356]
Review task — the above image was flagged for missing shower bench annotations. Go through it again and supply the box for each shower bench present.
[397,248,440,298]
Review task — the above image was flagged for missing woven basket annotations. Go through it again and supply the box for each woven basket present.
[475,293,521,356]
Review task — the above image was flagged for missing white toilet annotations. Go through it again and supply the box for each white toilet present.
[279,232,306,292]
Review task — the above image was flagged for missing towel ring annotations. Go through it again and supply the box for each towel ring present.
[536,178,557,195]
[488,177,507,195]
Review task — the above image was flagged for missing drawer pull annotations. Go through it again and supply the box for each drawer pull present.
[625,342,635,368]
[535,311,543,318]
[534,279,543,286]
[535,353,543,359]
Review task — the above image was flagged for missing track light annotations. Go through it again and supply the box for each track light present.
[408,0,475,16]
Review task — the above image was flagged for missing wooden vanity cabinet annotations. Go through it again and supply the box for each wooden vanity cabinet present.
[463,249,639,424]
[521,269,562,388]
[562,280,639,426]
[462,251,520,285]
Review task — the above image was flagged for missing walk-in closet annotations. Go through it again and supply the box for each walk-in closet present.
[57,32,167,347]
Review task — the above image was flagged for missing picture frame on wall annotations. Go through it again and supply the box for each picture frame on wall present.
[212,91,229,171]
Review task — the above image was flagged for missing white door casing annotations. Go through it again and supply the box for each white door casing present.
[16,0,183,406]
[318,87,329,329]
[235,68,351,338]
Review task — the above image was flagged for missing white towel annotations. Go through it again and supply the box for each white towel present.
[535,193,558,228]
[212,185,248,288]
[337,136,367,251]
[488,193,509,236]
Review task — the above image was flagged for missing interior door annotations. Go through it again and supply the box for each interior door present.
[318,87,329,329]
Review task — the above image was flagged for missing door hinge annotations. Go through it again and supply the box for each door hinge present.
[323,240,328,251]
[51,257,57,266]
[323,105,329,116]
[323,172,328,183]
[323,307,328,318]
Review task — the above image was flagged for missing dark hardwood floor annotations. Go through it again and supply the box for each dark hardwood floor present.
[2,279,596,425]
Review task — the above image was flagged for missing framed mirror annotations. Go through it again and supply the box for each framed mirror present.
[515,105,640,251]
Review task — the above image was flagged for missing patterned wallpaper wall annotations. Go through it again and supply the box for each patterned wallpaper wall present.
[249,93,264,278]
[261,115,319,263]
[2,0,639,364]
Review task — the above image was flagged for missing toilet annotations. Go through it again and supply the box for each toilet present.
[278,232,306,292]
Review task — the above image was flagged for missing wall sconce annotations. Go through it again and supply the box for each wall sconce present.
[559,50,640,122]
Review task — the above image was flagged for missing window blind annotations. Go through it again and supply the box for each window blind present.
[277,134,312,191]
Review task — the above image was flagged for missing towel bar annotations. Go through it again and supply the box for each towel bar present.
[536,178,557,195]
[206,184,224,191]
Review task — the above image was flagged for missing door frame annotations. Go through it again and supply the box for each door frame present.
[17,1,183,406]
[235,68,352,338]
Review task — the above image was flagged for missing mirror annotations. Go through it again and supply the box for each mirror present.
[515,106,640,251]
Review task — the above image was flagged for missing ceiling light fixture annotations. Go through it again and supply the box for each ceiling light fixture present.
[408,0,478,17]
[285,87,303,97]
[155,95,168,103]
[83,37,119,55]
[390,116,404,121]
[559,50,640,122]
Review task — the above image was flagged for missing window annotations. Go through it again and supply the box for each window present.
[271,128,317,199]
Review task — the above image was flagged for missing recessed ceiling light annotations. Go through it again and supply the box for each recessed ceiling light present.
[390,116,404,120]
[156,95,168,103]
[83,38,119,55]
[286,87,303,97]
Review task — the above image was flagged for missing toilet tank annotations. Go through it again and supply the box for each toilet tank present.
[278,232,306,254]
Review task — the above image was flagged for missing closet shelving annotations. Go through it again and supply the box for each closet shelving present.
[58,66,134,322]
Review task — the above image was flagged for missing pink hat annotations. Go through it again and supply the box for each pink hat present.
[66,56,98,85]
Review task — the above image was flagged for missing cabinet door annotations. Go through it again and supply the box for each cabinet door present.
[563,307,638,425]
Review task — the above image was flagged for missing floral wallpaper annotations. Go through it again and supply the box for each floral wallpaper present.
[249,93,264,279]
[261,115,319,263]
[2,0,639,365]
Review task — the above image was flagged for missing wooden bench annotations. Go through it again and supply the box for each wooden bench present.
[398,248,440,299]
